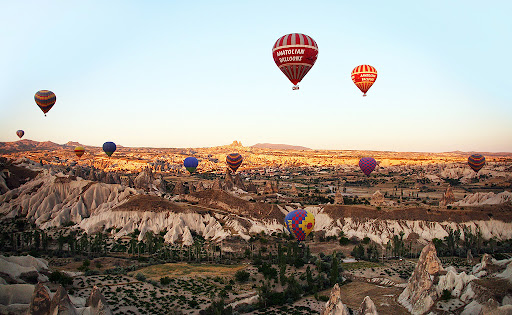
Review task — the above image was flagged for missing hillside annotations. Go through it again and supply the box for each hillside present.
[251,143,311,150]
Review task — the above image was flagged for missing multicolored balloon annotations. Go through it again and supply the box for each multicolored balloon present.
[284,209,315,242]
[16,130,24,139]
[184,157,199,173]
[273,33,318,90]
[102,142,117,157]
[34,90,56,116]
[359,157,377,176]
[74,146,85,158]
[226,153,243,173]
[468,154,486,173]
[351,65,377,96]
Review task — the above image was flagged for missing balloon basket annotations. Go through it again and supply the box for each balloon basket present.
[292,85,299,90]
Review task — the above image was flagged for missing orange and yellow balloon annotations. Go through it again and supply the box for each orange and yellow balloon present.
[351,65,377,96]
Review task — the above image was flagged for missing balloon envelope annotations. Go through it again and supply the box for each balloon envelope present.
[226,153,243,173]
[34,90,56,115]
[16,130,24,139]
[273,33,318,88]
[468,154,485,173]
[359,157,377,176]
[351,65,377,96]
[102,142,117,157]
[74,146,85,158]
[184,157,199,173]
[284,209,315,242]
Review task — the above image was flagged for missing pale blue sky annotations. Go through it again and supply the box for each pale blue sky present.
[1,1,511,152]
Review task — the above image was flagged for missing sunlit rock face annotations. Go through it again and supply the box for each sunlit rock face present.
[439,186,455,207]
[398,242,444,314]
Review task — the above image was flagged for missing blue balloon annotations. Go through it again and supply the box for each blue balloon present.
[184,156,199,173]
[102,142,117,157]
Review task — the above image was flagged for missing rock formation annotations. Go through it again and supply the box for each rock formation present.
[120,175,133,187]
[321,283,350,315]
[398,242,444,314]
[246,182,257,193]
[371,190,384,206]
[233,174,246,191]
[224,170,234,190]
[290,184,299,196]
[439,186,456,207]
[49,285,78,314]
[263,181,278,194]
[188,182,196,193]
[27,282,51,315]
[359,296,378,315]
[195,182,205,192]
[467,249,473,264]
[172,181,186,195]
[86,286,113,315]
[334,189,344,205]
[211,178,223,190]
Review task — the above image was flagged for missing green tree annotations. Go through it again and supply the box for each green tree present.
[330,255,339,286]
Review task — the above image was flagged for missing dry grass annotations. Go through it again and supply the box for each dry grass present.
[129,262,247,280]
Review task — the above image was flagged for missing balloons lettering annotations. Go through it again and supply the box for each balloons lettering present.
[351,65,377,96]
[273,33,318,90]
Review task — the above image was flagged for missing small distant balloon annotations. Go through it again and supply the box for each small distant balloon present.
[226,153,243,173]
[16,130,24,139]
[74,146,85,158]
[359,157,377,176]
[184,157,199,173]
[468,154,485,173]
[34,90,56,116]
[351,65,377,96]
[273,33,318,90]
[284,209,315,242]
[102,142,117,157]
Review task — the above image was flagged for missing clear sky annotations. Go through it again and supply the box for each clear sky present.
[1,1,511,152]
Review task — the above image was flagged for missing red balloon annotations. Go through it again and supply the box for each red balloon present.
[351,65,377,96]
[273,33,318,90]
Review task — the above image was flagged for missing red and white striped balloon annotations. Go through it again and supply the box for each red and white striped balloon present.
[351,65,377,96]
[272,33,318,90]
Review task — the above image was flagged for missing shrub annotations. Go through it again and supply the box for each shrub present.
[135,273,146,281]
[441,289,452,300]
[235,270,250,283]
[160,276,171,285]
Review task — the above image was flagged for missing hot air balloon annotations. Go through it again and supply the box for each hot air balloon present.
[74,146,85,158]
[16,130,24,139]
[351,65,377,96]
[226,153,243,173]
[102,142,116,157]
[34,90,56,116]
[468,154,485,173]
[273,33,318,90]
[184,157,199,173]
[359,157,377,176]
[284,209,315,242]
